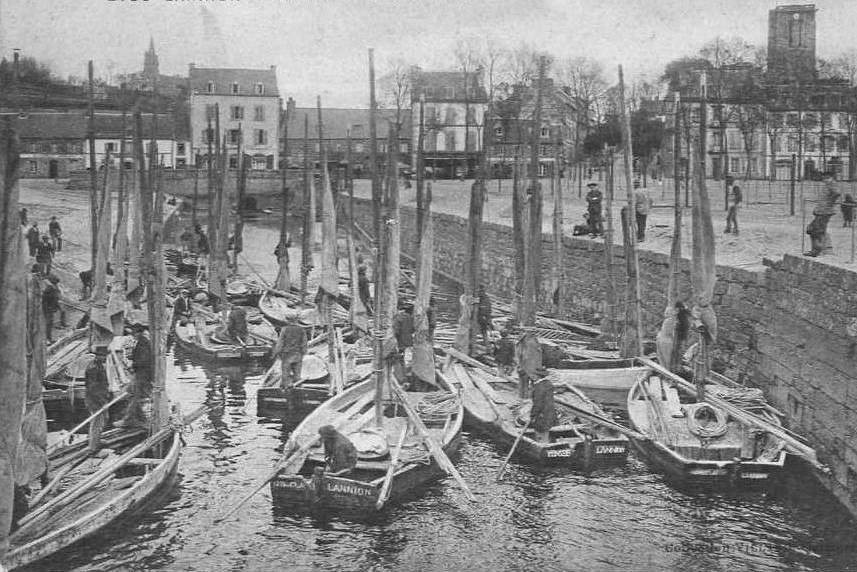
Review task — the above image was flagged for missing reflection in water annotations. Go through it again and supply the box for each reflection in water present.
[28,214,856,572]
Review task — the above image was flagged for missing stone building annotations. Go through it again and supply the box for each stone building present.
[409,66,487,178]
[188,64,281,170]
[281,99,411,179]
[118,38,187,97]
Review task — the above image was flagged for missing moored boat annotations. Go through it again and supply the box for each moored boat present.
[442,361,629,467]
[173,318,274,361]
[548,357,654,409]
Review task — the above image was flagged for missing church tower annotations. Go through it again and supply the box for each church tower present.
[767,4,817,84]
[143,37,159,79]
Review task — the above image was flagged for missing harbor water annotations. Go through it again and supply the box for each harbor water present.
[28,212,857,572]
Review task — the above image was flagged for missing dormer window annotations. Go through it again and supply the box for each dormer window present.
[540,126,549,138]
[255,83,265,95]
[231,82,239,95]
[445,87,454,99]
[207,81,215,94]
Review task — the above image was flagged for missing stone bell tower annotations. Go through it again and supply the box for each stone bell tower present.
[767,4,817,84]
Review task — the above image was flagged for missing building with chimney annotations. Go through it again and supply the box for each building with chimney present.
[188,64,281,170]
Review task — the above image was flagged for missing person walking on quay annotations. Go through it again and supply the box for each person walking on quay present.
[530,368,557,443]
[48,215,62,252]
[19,207,28,226]
[35,234,55,276]
[271,314,307,390]
[585,182,604,237]
[26,222,40,257]
[634,181,652,242]
[841,194,855,227]
[318,424,358,476]
[42,274,63,344]
[724,177,742,235]
[515,330,542,399]
[476,285,493,346]
[84,345,112,452]
[805,174,840,257]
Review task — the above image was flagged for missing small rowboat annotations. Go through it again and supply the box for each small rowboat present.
[627,375,787,488]
[269,376,463,513]
[173,319,274,361]
[0,404,206,571]
[548,358,653,409]
[443,361,628,467]
[258,289,348,328]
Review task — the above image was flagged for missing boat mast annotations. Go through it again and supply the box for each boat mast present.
[87,60,98,271]
[371,53,386,427]
[618,65,644,358]
[602,145,618,341]
[233,124,247,270]
[300,114,310,309]
[275,105,291,291]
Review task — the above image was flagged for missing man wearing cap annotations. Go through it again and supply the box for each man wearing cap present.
[85,346,112,451]
[173,289,192,327]
[358,266,372,315]
[26,222,40,257]
[42,274,63,344]
[119,324,153,428]
[476,285,493,346]
[225,303,249,346]
[272,315,307,390]
[530,368,557,443]
[35,234,55,276]
[48,215,63,252]
[585,182,603,237]
[318,425,358,476]
[515,330,542,399]
[724,176,742,236]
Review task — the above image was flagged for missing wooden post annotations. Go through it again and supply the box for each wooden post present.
[114,111,129,288]
[790,153,797,216]
[603,150,617,339]
[618,64,643,358]
[87,60,98,270]
[301,114,311,309]
[368,48,381,277]
[92,151,112,302]
[233,127,247,270]
[275,107,291,290]
[552,133,564,316]
[415,95,426,253]
[669,92,683,310]
[511,153,525,323]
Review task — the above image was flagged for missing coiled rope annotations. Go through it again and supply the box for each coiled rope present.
[684,403,729,439]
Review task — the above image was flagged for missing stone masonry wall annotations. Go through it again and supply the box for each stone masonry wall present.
[350,196,857,517]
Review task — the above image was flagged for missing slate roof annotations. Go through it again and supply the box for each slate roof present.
[410,69,487,103]
[14,111,188,140]
[189,66,279,97]
[284,108,411,140]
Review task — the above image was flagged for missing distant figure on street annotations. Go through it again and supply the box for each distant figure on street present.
[515,331,542,399]
[805,174,840,257]
[84,346,112,452]
[494,327,516,377]
[35,235,55,276]
[585,182,603,237]
[318,424,358,476]
[634,181,652,242]
[42,274,63,344]
[48,216,62,252]
[19,207,28,226]
[272,315,307,390]
[841,194,855,227]
[26,222,40,257]
[476,285,493,345]
[724,177,742,235]
[530,368,557,442]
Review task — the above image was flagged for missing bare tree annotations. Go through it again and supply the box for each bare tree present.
[378,58,411,139]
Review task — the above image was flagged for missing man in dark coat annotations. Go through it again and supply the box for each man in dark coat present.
[26,222,40,257]
[272,315,307,389]
[515,331,542,399]
[85,346,112,451]
[42,274,62,343]
[392,305,415,353]
[48,215,62,251]
[35,235,55,276]
[318,424,358,476]
[119,325,153,428]
[173,289,192,326]
[585,182,604,237]
[476,285,493,345]
[226,304,249,346]
[357,265,372,314]
[494,327,516,377]
[530,368,557,443]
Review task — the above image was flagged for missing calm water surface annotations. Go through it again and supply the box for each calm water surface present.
[31,213,857,572]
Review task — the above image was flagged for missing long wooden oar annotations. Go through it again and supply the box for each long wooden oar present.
[388,378,475,501]
[375,424,409,510]
[48,391,129,454]
[496,420,530,481]
[553,394,648,442]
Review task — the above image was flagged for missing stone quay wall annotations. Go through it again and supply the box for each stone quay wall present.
[349,196,857,518]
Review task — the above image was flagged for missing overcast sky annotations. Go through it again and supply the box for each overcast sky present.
[1,0,856,107]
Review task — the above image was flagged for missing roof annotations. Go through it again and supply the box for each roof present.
[13,111,188,141]
[410,68,487,103]
[284,107,411,140]
[189,66,279,97]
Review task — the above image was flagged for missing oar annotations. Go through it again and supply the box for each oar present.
[553,394,648,442]
[27,456,87,507]
[496,420,530,481]
[375,424,409,510]
[47,391,129,454]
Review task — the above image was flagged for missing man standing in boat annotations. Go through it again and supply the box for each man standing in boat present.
[318,425,358,477]
[515,331,542,399]
[530,368,557,443]
[173,289,192,327]
[85,345,112,452]
[272,314,307,390]
[119,324,154,428]
[494,327,516,378]
[476,285,493,346]
[226,303,249,347]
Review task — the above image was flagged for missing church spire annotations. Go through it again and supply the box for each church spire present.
[143,37,159,78]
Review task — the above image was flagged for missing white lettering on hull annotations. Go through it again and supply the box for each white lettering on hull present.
[545,448,572,458]
[595,445,626,455]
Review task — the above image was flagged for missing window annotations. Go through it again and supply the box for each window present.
[204,128,215,144]
[445,87,454,99]
[177,158,187,168]
[29,160,37,173]
[352,125,365,138]
[540,126,549,138]
[787,136,798,153]
[205,104,217,120]
[254,106,265,122]
[772,135,781,153]
[231,82,239,95]
[255,83,265,95]
[495,126,504,138]
[467,87,476,100]
[445,131,456,151]
[839,135,849,152]
[730,157,740,173]
[256,129,267,145]
[424,87,434,98]
[789,14,803,48]
[106,142,116,153]
[354,142,365,153]
[712,131,723,151]
[466,132,478,152]
[466,107,476,124]
[229,129,241,144]
[424,106,436,122]
[266,155,274,169]
[207,81,215,93]
[727,132,741,151]
[229,156,238,169]
[177,143,186,155]
[444,107,457,125]
[231,106,244,121]
[749,158,758,175]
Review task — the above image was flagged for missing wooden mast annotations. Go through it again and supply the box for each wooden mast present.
[368,48,380,275]
[0,118,25,558]
[551,132,564,316]
[345,129,368,332]
[275,106,291,290]
[87,60,98,270]
[602,147,618,340]
[370,52,386,427]
[412,180,435,385]
[415,95,425,256]
[92,151,112,302]
[233,125,247,270]
[113,109,129,290]
[300,114,311,309]
[521,56,546,326]
[618,65,644,358]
